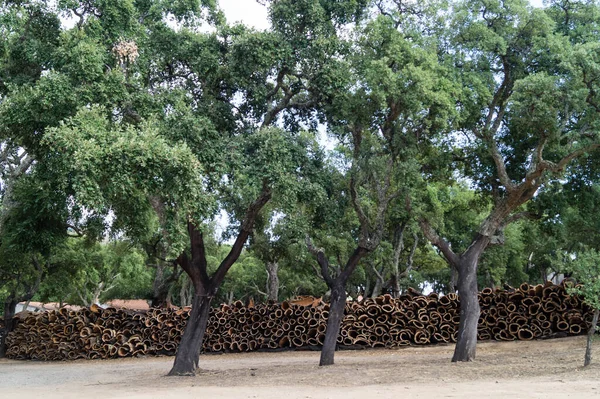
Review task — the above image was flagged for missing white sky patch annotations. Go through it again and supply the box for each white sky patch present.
[219,0,270,30]
[317,124,337,154]
[214,208,231,244]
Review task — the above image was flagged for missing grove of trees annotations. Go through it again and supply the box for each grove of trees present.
[1,0,599,374]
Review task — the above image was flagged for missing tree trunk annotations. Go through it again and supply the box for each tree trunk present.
[452,236,488,362]
[169,186,271,376]
[584,308,599,367]
[266,262,279,302]
[316,246,369,366]
[319,283,346,366]
[371,276,384,298]
[391,223,406,298]
[168,290,213,376]
[91,283,103,306]
[0,298,18,358]
[179,277,193,307]
[449,264,458,293]
[151,262,174,308]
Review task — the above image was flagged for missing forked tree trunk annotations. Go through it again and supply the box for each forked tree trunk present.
[370,262,386,299]
[311,246,369,367]
[320,283,346,366]
[168,290,212,375]
[584,308,599,367]
[169,187,271,376]
[370,276,384,298]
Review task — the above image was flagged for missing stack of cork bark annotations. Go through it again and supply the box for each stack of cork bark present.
[5,281,593,360]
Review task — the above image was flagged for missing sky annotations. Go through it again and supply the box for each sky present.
[218,0,546,29]
[219,0,270,30]
[61,0,547,31]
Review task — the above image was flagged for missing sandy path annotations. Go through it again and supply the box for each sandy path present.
[1,336,598,398]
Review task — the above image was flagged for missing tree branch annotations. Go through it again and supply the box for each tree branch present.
[212,182,272,288]
[306,236,335,287]
[419,219,459,267]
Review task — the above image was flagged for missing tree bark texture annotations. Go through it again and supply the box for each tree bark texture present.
[312,246,369,366]
[452,258,480,362]
[451,236,488,362]
[167,292,212,375]
[319,284,346,366]
[0,298,18,358]
[151,263,170,308]
[391,223,406,298]
[584,308,599,367]
[169,186,271,376]
[266,262,279,303]
[0,258,43,358]
[179,277,193,307]
[370,275,384,298]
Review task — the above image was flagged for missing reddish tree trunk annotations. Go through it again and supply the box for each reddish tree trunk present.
[168,290,212,375]
[168,187,271,376]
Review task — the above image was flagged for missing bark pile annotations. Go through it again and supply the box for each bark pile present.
[5,281,594,360]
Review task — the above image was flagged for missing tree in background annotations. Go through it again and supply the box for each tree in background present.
[304,0,455,366]
[420,0,600,362]
[17,0,350,376]
[562,250,600,367]
[1,0,600,373]
[36,239,150,306]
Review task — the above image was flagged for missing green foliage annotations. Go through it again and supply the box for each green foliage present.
[37,239,151,305]
[41,106,204,247]
[1,0,600,308]
[563,249,600,311]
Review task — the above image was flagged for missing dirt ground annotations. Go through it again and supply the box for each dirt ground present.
[1,336,598,398]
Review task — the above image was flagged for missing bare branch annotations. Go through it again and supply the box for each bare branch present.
[305,235,335,287]
[252,282,268,298]
[211,182,272,288]
[552,143,600,174]
[419,219,459,267]
[66,224,85,237]
[10,154,34,179]
[370,261,384,281]
[500,211,540,230]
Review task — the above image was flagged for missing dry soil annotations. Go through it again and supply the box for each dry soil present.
[0,335,598,398]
